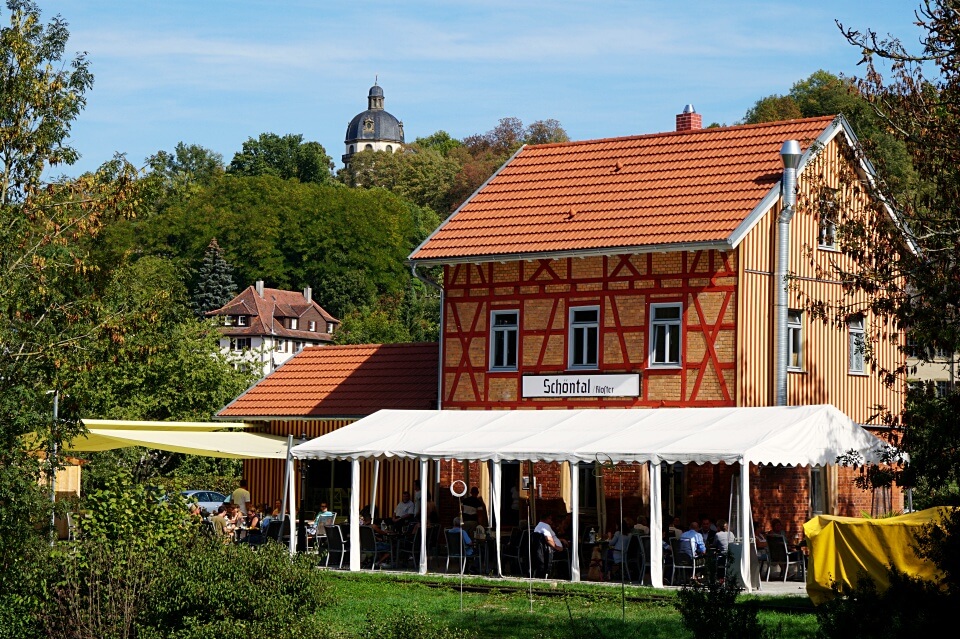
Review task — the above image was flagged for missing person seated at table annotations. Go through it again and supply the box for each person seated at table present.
[270,499,283,517]
[360,509,394,566]
[668,515,684,539]
[426,499,440,525]
[392,491,416,528]
[699,515,717,548]
[461,486,486,529]
[766,517,786,538]
[534,512,568,553]
[211,505,232,542]
[678,521,706,559]
[605,519,631,580]
[713,518,736,560]
[448,516,477,572]
[633,515,650,535]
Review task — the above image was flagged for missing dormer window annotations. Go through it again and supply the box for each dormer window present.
[308,320,316,331]
[236,315,248,327]
[327,323,334,334]
[289,318,299,330]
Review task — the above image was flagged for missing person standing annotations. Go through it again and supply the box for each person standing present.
[231,479,251,517]
[461,486,486,531]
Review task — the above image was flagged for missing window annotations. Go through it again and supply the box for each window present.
[308,320,316,332]
[236,315,248,327]
[810,467,826,516]
[349,144,355,154]
[937,381,951,398]
[787,310,803,371]
[327,322,334,334]
[568,307,599,369]
[386,144,393,152]
[649,303,682,366]
[289,318,299,330]
[275,339,285,352]
[230,337,251,351]
[295,341,304,352]
[818,218,837,249]
[364,144,373,151]
[848,316,865,373]
[223,316,233,327]
[490,310,519,370]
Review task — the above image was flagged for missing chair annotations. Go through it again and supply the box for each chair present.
[501,528,527,575]
[444,529,476,574]
[638,535,653,585]
[530,531,551,579]
[670,536,704,585]
[324,525,349,569]
[397,526,422,570]
[66,512,77,541]
[764,534,804,582]
[264,518,285,542]
[359,525,391,570]
[623,534,644,584]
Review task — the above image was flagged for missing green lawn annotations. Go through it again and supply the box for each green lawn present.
[311,571,820,638]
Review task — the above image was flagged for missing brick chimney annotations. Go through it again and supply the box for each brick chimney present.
[676,104,702,132]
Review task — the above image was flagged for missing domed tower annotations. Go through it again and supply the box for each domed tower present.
[343,83,405,165]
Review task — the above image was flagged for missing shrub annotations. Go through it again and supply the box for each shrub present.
[358,609,476,639]
[137,538,334,639]
[675,561,781,639]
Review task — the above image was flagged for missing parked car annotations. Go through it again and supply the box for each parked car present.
[181,490,228,515]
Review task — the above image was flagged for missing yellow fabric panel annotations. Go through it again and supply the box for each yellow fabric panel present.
[804,507,952,605]
[80,419,250,430]
[63,429,289,459]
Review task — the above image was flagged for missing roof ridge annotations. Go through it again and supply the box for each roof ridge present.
[523,115,838,150]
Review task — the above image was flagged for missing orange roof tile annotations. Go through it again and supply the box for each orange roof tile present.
[217,343,438,418]
[410,116,837,262]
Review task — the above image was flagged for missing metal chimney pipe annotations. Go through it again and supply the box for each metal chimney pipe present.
[255,280,265,298]
[775,140,802,406]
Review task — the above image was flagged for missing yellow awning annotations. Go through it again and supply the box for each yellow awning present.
[80,419,251,430]
[63,428,288,459]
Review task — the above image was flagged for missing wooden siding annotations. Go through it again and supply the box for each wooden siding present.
[242,418,426,518]
[737,136,904,424]
[442,251,738,408]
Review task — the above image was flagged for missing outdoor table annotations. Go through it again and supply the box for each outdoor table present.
[580,540,608,581]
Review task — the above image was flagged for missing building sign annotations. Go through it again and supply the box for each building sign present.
[522,373,641,398]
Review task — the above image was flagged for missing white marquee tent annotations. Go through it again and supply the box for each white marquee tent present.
[290,404,891,590]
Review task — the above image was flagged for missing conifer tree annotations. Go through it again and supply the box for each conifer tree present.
[192,238,236,317]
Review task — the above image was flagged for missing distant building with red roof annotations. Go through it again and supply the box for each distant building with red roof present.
[206,280,340,377]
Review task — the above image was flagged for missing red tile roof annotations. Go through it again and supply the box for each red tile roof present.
[208,285,339,340]
[217,343,438,418]
[410,116,837,262]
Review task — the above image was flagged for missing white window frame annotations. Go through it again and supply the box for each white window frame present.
[308,320,316,332]
[787,310,803,371]
[810,467,826,516]
[236,315,248,327]
[327,322,334,334]
[649,302,683,367]
[848,316,865,374]
[230,337,251,351]
[289,318,299,330]
[818,218,837,250]
[568,306,600,370]
[490,310,519,371]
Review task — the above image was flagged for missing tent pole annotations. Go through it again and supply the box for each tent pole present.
[570,461,580,582]
[349,458,361,571]
[649,461,663,588]
[288,452,298,555]
[740,460,753,592]
[370,459,380,523]
[490,460,502,577]
[419,458,429,574]
[281,435,292,554]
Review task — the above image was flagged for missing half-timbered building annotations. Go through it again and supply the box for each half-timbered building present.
[408,110,904,535]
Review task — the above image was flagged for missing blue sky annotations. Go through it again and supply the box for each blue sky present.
[38,1,922,176]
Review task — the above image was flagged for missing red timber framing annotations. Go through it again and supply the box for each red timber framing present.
[441,249,738,408]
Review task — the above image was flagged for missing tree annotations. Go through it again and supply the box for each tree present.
[192,237,236,316]
[821,1,960,501]
[227,132,334,185]
[741,94,803,124]
[524,119,569,145]
[415,130,462,156]
[0,1,141,626]
[146,142,224,198]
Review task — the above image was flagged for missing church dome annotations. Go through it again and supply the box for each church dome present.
[344,84,404,145]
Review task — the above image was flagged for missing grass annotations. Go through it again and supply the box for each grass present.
[309,569,820,638]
